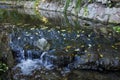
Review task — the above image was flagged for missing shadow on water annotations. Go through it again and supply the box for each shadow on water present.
[0,7,120,80]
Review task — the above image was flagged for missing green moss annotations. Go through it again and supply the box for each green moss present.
[113,26,120,33]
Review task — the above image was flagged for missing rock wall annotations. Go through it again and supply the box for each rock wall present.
[0,0,120,24]
[0,1,35,8]
[38,0,120,24]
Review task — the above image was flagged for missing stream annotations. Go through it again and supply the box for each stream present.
[0,5,120,80]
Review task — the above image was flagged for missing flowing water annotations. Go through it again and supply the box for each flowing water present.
[0,5,120,80]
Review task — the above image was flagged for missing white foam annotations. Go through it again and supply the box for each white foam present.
[15,59,40,75]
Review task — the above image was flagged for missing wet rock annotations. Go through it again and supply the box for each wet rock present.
[34,38,50,51]
[67,70,120,80]
[9,25,120,71]
[0,25,14,68]
[46,50,76,67]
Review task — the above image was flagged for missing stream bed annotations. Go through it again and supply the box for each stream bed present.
[0,5,120,80]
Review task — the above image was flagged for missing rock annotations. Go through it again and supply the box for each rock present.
[39,0,120,24]
[34,38,50,51]
[67,70,120,80]
[24,1,35,9]
[46,50,76,67]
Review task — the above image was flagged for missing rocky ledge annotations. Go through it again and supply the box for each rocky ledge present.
[38,0,120,24]
[0,0,120,24]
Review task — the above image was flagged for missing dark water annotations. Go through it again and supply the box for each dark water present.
[0,6,120,80]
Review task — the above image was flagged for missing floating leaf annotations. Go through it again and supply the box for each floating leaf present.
[100,54,103,58]
[64,38,66,40]
[85,50,87,53]
[77,34,80,38]
[41,17,48,23]
[88,44,92,47]
[61,30,66,32]
[75,48,80,51]
[30,28,35,30]
[35,33,39,35]
[66,46,72,49]
[41,27,48,30]
[82,31,85,33]
[81,45,85,48]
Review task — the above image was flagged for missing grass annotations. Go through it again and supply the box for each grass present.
[64,0,71,14]
[63,0,91,14]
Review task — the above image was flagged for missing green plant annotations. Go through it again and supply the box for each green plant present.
[34,0,40,9]
[113,26,120,33]
[64,0,91,14]
[64,0,71,14]
[0,63,8,73]
[83,6,89,16]
[75,0,82,13]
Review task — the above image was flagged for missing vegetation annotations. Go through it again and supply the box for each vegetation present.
[113,26,120,33]
[0,63,8,80]
[0,63,8,73]
[64,0,71,13]
[63,0,92,15]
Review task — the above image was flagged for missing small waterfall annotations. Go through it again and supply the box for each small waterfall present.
[40,52,47,60]
[26,50,32,59]
[40,51,54,69]
[14,59,40,75]
[14,51,54,75]
[11,37,55,75]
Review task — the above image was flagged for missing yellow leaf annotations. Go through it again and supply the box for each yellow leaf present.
[41,17,48,23]
[66,46,72,49]
[100,54,103,58]
[61,30,66,32]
